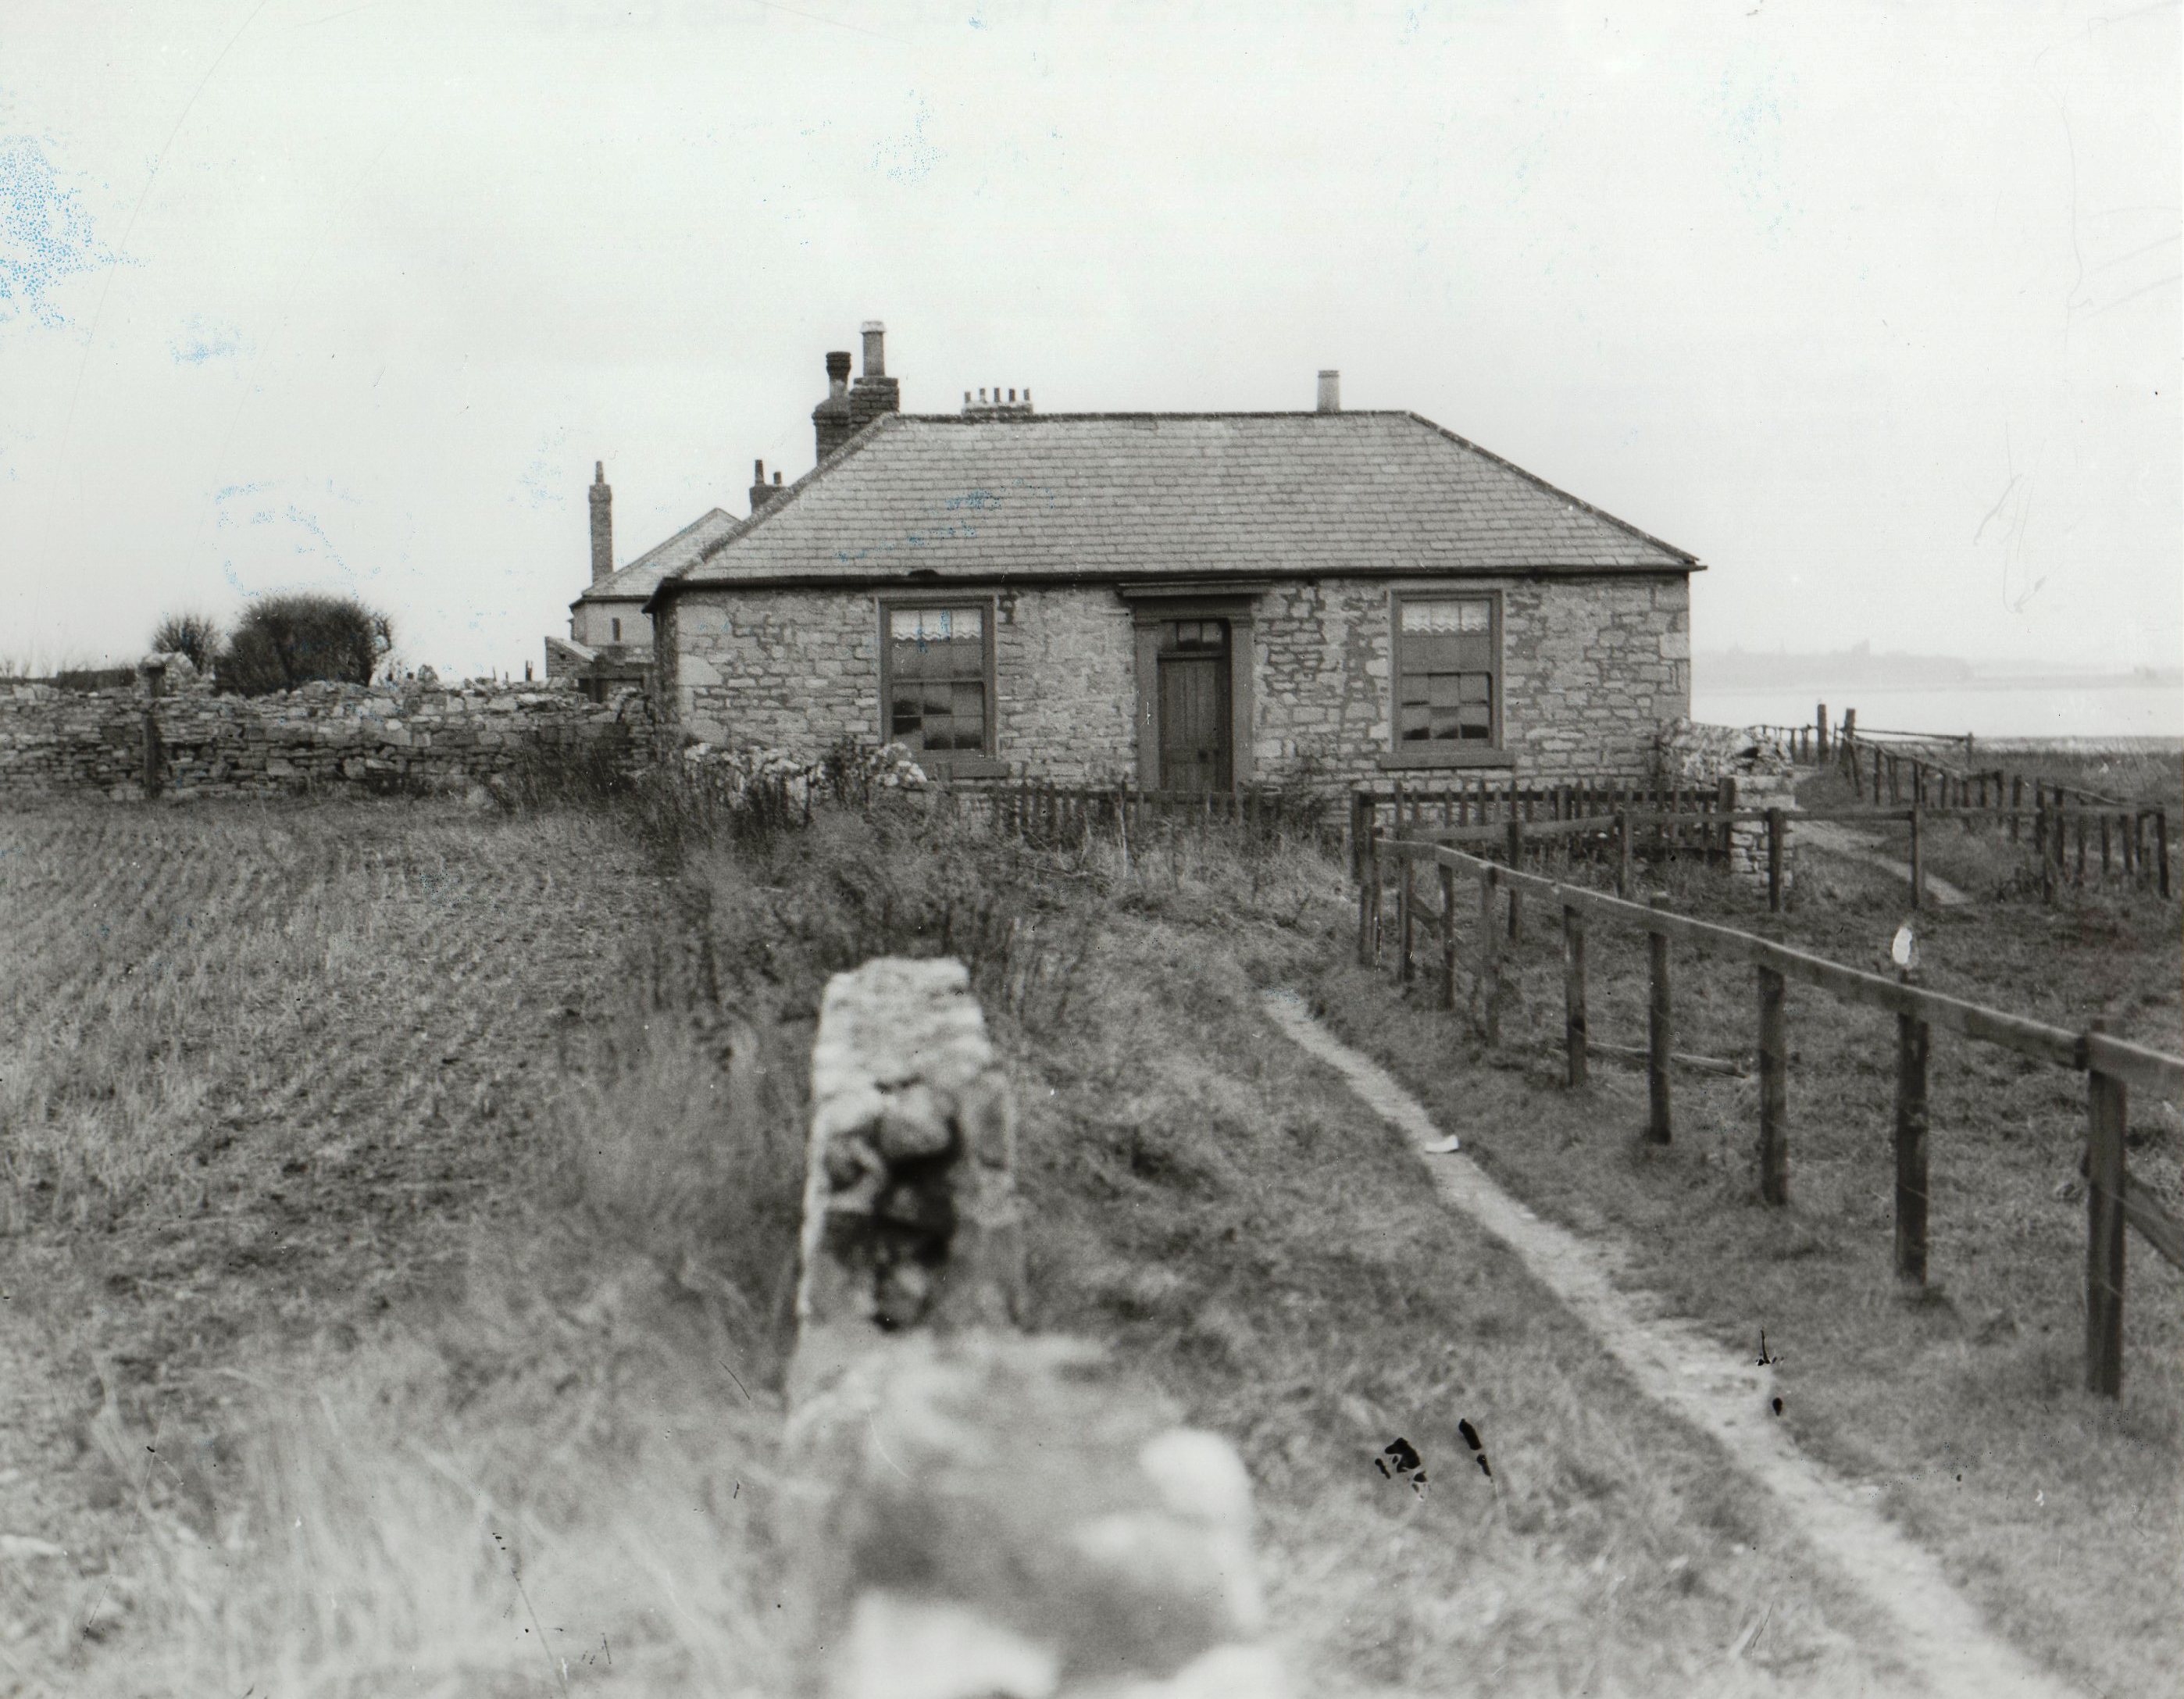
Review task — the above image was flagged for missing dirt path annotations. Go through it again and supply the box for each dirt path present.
[1262,990,2078,1699]
[1797,820,1972,906]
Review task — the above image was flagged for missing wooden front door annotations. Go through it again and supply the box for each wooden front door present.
[1157,620,1232,792]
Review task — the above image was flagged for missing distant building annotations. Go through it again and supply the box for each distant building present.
[625,323,1701,788]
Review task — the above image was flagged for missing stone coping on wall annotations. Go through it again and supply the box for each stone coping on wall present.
[788,957,1285,1697]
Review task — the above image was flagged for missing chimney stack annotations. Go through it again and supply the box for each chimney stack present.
[813,350,855,462]
[588,460,613,586]
[848,319,901,434]
[749,457,787,516]
[1316,370,1341,414]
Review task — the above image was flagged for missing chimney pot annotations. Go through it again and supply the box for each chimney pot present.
[861,320,886,377]
[773,470,782,485]
[1316,369,1340,413]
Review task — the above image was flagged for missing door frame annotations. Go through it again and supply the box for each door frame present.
[1118,581,1263,792]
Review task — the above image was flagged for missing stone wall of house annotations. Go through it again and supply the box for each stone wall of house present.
[787,957,1281,1697]
[669,586,1139,784]
[1254,574,1689,783]
[0,662,644,801]
[667,573,1689,788]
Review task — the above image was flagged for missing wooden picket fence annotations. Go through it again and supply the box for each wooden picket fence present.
[1354,825,2184,1397]
[947,781,1333,851]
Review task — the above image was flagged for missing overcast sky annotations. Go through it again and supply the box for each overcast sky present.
[3,0,2176,679]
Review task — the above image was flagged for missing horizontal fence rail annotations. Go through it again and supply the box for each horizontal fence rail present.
[1355,826,2184,1399]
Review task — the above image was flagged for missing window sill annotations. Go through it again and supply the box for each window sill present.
[1377,746,1517,770]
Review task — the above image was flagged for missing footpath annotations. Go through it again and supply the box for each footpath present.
[1264,990,2077,1699]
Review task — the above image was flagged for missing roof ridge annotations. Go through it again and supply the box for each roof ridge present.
[887,409,1420,422]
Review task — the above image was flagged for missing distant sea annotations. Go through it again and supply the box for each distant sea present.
[1690,678,2184,744]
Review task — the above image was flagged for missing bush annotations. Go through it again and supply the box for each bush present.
[150,612,219,673]
[217,593,392,695]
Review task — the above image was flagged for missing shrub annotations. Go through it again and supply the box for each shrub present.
[217,593,392,694]
[150,611,219,673]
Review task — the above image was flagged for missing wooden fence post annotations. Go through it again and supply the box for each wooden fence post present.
[1439,862,1459,1012]
[2085,1040,2127,1398]
[1398,855,1416,985]
[1615,810,1632,898]
[1766,807,1786,913]
[1477,867,1501,1046]
[1502,816,1526,940]
[1646,898,1672,1145]
[1757,964,1788,1205]
[1357,826,1379,967]
[2038,791,2055,905]
[1893,969,1929,1285]
[2159,808,2172,901]
[1908,798,1924,911]
[1562,903,1588,1089]
[1816,702,1829,764]
[2009,776,2022,843]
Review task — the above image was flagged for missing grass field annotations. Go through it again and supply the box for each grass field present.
[2,783,2173,1695]
[1308,771,2183,1699]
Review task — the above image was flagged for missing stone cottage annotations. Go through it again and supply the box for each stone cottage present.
[638,326,1700,791]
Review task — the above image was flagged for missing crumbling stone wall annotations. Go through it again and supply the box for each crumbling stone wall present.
[1655,718,1800,889]
[786,958,1282,1698]
[0,660,644,801]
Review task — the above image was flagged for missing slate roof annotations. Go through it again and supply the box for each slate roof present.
[576,507,740,605]
[653,412,1696,601]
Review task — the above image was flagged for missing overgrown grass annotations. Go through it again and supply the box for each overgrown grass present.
[1307,812,2182,1697]
[9,774,2171,1694]
[0,801,798,1695]
[656,809,1923,1692]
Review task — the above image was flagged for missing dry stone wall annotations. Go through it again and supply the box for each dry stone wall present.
[1655,718,1800,889]
[786,957,1283,1699]
[0,661,644,802]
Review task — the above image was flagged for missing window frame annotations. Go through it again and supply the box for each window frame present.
[1380,586,1515,770]
[876,592,1007,778]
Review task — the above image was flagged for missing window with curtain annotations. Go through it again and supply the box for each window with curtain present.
[885,605,990,755]
[1395,595,1498,744]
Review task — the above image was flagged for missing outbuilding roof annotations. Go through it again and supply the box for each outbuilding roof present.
[576,506,739,607]
[651,410,1697,604]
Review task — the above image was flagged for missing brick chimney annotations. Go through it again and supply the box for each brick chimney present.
[749,458,787,516]
[588,461,613,585]
[813,350,854,463]
[1316,370,1340,413]
[848,319,901,434]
